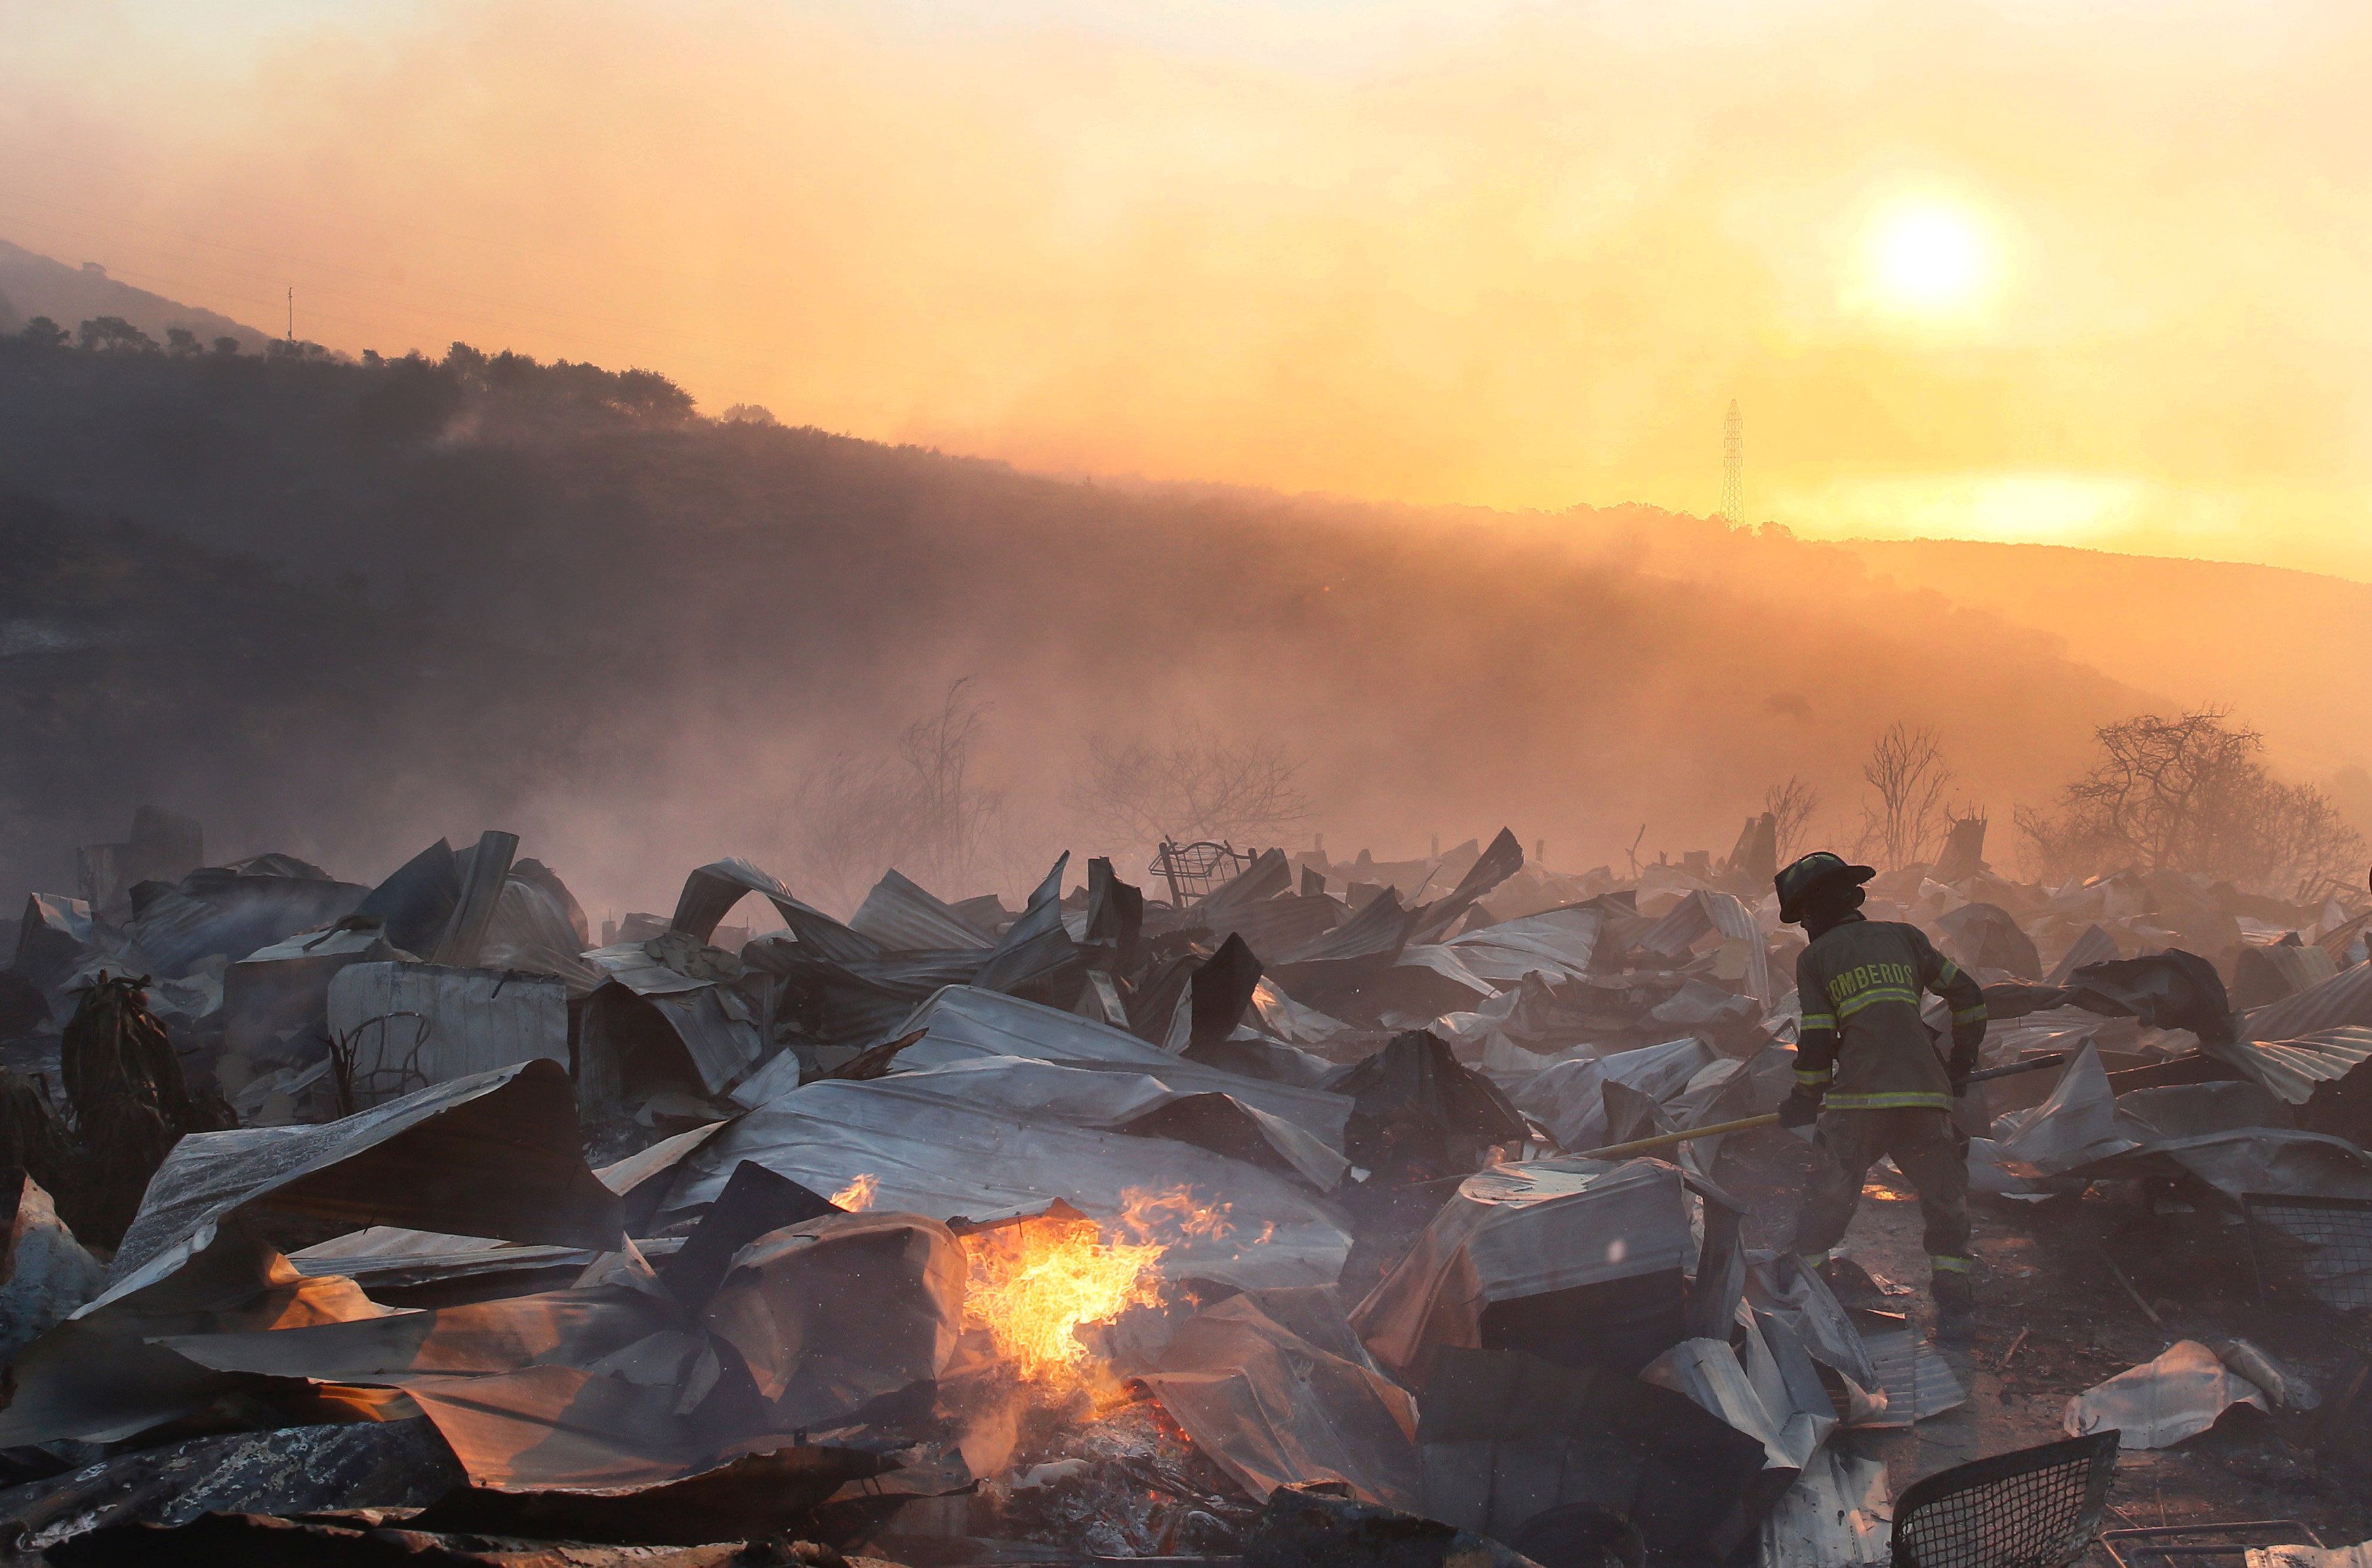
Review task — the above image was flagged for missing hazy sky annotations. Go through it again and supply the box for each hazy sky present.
[3,1,2367,579]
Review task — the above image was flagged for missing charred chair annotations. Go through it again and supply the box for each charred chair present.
[1891,1432,2119,1568]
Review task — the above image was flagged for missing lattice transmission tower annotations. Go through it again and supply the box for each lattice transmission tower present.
[1719,400,1744,524]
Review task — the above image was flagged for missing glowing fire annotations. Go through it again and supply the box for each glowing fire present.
[962,1186,1225,1383]
[830,1172,879,1210]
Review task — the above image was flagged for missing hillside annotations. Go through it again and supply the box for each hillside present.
[0,334,2180,915]
[0,238,272,352]
[1836,538,2372,811]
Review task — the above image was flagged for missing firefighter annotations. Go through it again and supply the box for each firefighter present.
[1775,850,1988,1339]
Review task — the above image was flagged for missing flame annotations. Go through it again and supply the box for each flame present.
[962,1185,1224,1384]
[830,1172,879,1210]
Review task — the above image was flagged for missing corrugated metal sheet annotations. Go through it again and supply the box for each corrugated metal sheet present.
[1202,892,1342,960]
[1857,1319,1965,1421]
[2244,962,2372,1042]
[671,858,882,964]
[655,1074,1351,1290]
[327,962,568,1106]
[1269,886,1409,993]
[583,941,712,996]
[848,869,994,953]
[125,873,366,980]
[2046,923,2123,985]
[640,985,766,1094]
[2211,1026,2372,1107]
[1436,907,1601,986]
[1192,849,1292,924]
[897,985,1351,1144]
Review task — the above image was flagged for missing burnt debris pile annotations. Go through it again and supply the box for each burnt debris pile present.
[0,814,2367,1565]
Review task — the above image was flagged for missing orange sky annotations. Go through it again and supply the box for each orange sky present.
[3,1,2367,579]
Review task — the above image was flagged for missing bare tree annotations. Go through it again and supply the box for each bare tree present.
[1763,775,1822,861]
[2017,709,2365,897]
[1860,724,1952,870]
[776,679,1005,909]
[1076,724,1311,850]
[897,678,1001,890]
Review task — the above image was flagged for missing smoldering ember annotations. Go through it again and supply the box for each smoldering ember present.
[0,797,2364,1568]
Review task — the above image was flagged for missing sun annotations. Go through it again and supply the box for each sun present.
[1866,199,1995,315]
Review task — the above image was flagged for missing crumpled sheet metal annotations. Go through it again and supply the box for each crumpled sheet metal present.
[403,1441,899,1544]
[1633,889,1774,1006]
[851,869,995,953]
[1432,907,1601,988]
[0,1175,104,1363]
[120,869,368,981]
[1640,1323,1835,1474]
[100,1058,624,1306]
[658,1074,1353,1290]
[12,892,94,991]
[0,1226,396,1445]
[145,1213,955,1498]
[885,1056,1344,1190]
[2208,1026,2372,1107]
[1992,1043,2136,1176]
[668,857,873,963]
[1987,1045,2372,1205]
[1745,1254,1882,1407]
[2245,963,2372,1044]
[702,1211,964,1428]
[477,873,604,993]
[1760,1445,1891,1568]
[1412,1344,1776,1565]
[893,985,1352,1144]
[1249,976,1357,1044]
[287,1224,614,1294]
[1401,828,1527,949]
[1351,1157,1694,1384]
[2064,1339,2266,1449]
[1509,1037,1717,1156]
[1855,1317,1965,1423]
[155,1277,676,1385]
[1134,1294,1422,1514]
[970,854,1078,997]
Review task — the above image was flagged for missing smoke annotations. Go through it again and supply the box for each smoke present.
[3,1,2370,577]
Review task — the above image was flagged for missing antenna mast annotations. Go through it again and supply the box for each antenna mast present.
[1720,399,1744,524]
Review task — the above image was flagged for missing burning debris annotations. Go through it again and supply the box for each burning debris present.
[0,812,2367,1564]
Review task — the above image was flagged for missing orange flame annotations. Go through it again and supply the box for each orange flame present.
[961,1185,1225,1384]
[830,1172,879,1210]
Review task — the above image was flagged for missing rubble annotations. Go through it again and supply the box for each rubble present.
[0,814,2367,1562]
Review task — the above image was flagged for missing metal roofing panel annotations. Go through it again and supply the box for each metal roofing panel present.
[849,869,995,953]
[2213,1026,2372,1107]
[655,1075,1351,1291]
[2244,962,2372,1042]
[327,962,569,1107]
[897,985,1351,1143]
[1438,907,1602,986]
[642,985,766,1096]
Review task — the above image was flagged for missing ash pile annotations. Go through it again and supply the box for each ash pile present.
[0,812,2367,1566]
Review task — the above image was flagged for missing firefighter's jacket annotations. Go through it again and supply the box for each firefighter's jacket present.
[1793,914,1988,1112]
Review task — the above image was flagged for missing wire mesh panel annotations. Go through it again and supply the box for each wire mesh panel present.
[2243,1193,2372,1313]
[1147,840,1255,905]
[1892,1432,2119,1568]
